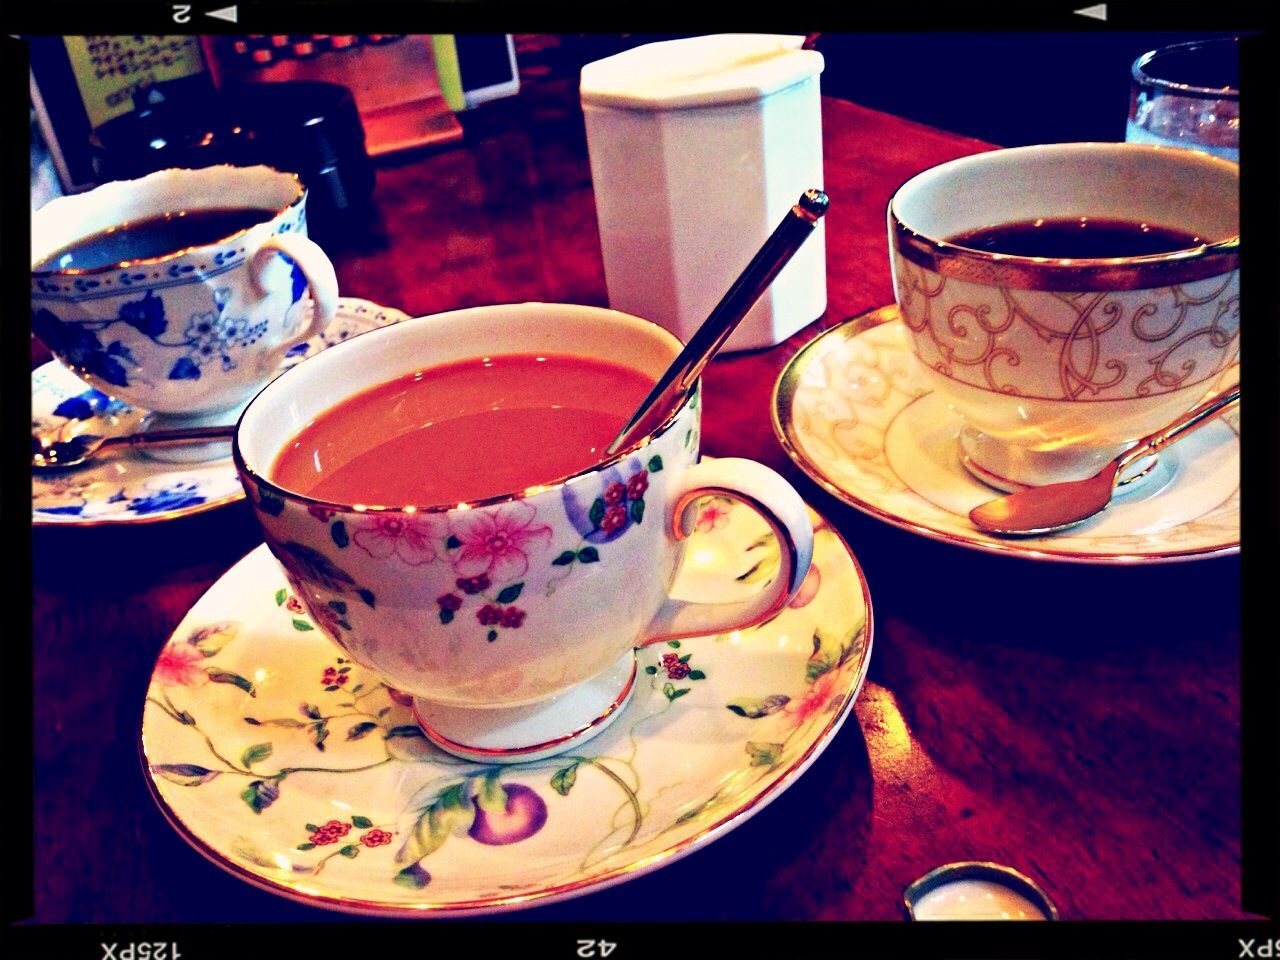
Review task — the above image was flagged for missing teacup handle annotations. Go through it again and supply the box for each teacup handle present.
[250,232,340,349]
[639,457,815,645]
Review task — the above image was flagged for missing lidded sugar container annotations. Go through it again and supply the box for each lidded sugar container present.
[581,34,826,351]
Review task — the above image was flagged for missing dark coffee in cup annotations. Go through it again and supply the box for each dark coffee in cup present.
[33,207,277,272]
[948,217,1204,259]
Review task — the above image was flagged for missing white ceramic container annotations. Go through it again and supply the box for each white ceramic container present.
[581,34,826,352]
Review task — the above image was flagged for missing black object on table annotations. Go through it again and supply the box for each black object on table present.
[90,78,376,247]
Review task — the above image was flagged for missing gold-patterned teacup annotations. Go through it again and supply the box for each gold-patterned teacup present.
[888,142,1238,489]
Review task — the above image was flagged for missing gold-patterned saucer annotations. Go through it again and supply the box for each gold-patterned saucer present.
[140,497,872,916]
[772,306,1239,564]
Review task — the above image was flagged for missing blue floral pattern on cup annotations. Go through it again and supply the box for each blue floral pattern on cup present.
[31,304,141,388]
[32,284,289,388]
[167,288,271,381]
[32,298,410,526]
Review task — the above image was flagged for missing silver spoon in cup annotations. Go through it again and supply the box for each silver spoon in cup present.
[606,188,829,456]
[968,384,1240,537]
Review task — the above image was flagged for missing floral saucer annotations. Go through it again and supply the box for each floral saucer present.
[32,298,409,527]
[141,496,872,916]
[773,306,1240,564]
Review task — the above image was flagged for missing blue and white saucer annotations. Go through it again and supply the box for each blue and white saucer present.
[32,298,409,527]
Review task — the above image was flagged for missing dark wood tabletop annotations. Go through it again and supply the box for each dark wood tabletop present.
[31,81,1245,923]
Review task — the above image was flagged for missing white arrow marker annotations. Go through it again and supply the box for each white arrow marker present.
[206,4,238,22]
[1074,4,1107,20]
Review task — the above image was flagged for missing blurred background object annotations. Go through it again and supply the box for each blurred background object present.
[30,32,1241,255]
[88,78,375,247]
[442,34,522,109]
[29,35,211,193]
[810,31,1239,145]
[29,33,525,244]
[1126,36,1239,160]
[29,109,63,210]
[201,34,519,154]
[511,32,1240,146]
[202,34,462,156]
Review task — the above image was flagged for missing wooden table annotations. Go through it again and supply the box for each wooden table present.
[31,83,1245,922]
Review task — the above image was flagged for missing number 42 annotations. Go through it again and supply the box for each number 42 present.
[576,941,617,958]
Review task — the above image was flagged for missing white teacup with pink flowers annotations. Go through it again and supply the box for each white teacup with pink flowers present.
[234,303,814,762]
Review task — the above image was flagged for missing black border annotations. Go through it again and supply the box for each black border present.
[5,33,36,931]
[9,919,1280,957]
[1236,25,1280,924]
[0,1,1273,34]
[8,2,1280,956]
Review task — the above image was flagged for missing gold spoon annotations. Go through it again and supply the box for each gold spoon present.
[969,384,1240,537]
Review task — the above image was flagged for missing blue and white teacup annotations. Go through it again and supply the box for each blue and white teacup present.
[31,165,339,422]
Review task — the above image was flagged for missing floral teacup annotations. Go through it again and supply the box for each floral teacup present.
[31,165,339,425]
[235,303,815,762]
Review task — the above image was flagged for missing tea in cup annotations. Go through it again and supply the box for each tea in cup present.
[888,142,1238,489]
[31,165,339,430]
[235,303,815,762]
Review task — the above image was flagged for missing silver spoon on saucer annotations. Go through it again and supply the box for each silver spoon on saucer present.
[31,424,235,471]
[968,384,1240,537]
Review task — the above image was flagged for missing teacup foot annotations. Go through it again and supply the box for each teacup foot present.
[412,653,638,764]
[957,427,1161,493]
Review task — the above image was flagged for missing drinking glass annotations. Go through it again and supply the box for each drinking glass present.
[1126,37,1239,161]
